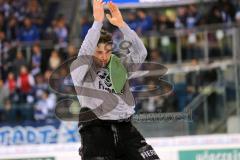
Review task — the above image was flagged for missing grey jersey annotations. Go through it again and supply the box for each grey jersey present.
[70,21,147,120]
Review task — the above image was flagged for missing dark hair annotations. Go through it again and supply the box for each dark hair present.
[97,29,113,45]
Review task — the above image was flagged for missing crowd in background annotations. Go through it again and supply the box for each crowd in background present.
[81,0,239,38]
[80,0,240,62]
[0,0,76,122]
[0,0,239,123]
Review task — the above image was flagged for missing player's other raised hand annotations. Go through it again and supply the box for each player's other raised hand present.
[106,1,125,28]
[93,0,106,22]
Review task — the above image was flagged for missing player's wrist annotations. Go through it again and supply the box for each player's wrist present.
[94,18,104,23]
[92,20,103,30]
[93,19,104,24]
[117,21,126,28]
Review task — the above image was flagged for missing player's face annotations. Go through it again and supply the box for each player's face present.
[94,43,112,67]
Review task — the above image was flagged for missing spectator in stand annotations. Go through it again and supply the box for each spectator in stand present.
[186,5,200,28]
[80,16,91,41]
[219,0,236,24]
[1,46,13,80]
[157,14,175,31]
[175,6,188,28]
[149,49,162,63]
[58,67,73,94]
[1,99,16,122]
[31,43,42,75]
[44,69,52,82]
[151,11,159,31]
[18,17,39,42]
[208,6,223,24]
[0,0,11,18]
[158,11,176,63]
[25,0,43,27]
[166,9,177,29]
[17,65,35,103]
[49,50,61,70]
[5,72,17,102]
[10,0,27,21]
[44,19,58,42]
[12,51,27,75]
[126,11,139,31]
[0,31,6,60]
[66,44,77,59]
[34,73,48,103]
[34,89,56,120]
[174,74,188,112]
[0,78,9,107]
[0,12,6,32]
[5,72,19,103]
[5,16,18,41]
[136,9,153,35]
[6,72,16,93]
[54,15,68,47]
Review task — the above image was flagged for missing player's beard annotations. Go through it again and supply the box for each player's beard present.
[93,57,109,68]
[99,61,107,68]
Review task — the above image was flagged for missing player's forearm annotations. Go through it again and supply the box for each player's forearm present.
[118,22,147,63]
[71,0,105,87]
[71,21,103,86]
[78,21,103,56]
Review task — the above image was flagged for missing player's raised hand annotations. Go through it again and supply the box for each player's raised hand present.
[93,0,106,22]
[106,1,125,28]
